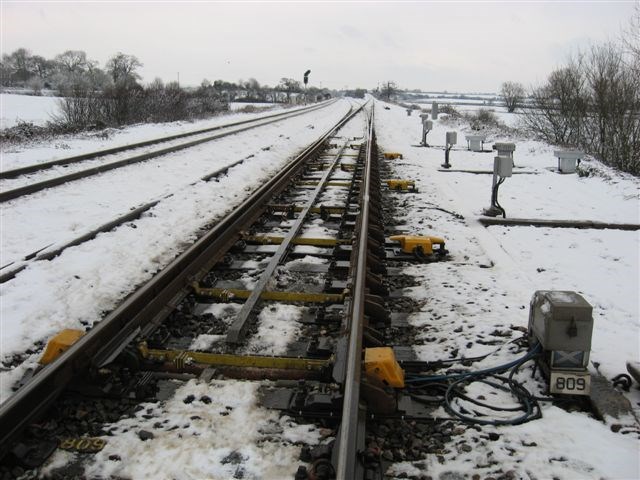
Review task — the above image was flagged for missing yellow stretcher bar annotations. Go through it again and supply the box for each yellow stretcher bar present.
[267,205,348,214]
[139,343,330,371]
[242,235,351,247]
[192,284,347,303]
[297,181,354,187]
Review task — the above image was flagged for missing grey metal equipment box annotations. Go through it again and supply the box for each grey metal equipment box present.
[446,131,457,145]
[465,134,486,152]
[495,156,512,177]
[554,150,583,174]
[528,291,593,368]
[493,142,516,158]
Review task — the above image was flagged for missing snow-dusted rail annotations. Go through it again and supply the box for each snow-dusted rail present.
[0,100,335,203]
[0,100,333,180]
[0,157,247,283]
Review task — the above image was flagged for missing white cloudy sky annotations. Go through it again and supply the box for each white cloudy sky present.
[2,1,636,93]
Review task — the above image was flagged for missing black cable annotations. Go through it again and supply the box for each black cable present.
[441,351,542,425]
[494,177,506,218]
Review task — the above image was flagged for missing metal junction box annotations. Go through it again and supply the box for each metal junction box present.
[493,142,516,158]
[446,131,457,145]
[465,134,486,152]
[528,291,594,395]
[554,150,584,174]
[528,291,593,361]
[494,156,512,178]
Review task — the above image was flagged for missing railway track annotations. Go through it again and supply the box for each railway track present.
[3,99,611,479]
[0,100,383,477]
[0,100,335,203]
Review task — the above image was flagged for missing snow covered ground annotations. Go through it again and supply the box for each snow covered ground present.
[230,101,277,111]
[375,100,639,479]
[0,96,638,478]
[0,93,61,129]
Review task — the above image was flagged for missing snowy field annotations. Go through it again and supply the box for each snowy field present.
[0,93,61,129]
[0,96,638,478]
[375,101,639,479]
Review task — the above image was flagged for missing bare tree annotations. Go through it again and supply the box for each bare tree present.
[3,48,34,84]
[621,3,640,67]
[522,60,588,146]
[278,77,300,102]
[55,50,91,73]
[522,43,639,175]
[106,52,143,86]
[381,81,397,100]
[500,81,526,112]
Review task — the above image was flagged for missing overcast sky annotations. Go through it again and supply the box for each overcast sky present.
[2,1,636,93]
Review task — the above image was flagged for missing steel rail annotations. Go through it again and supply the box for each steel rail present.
[226,139,349,344]
[0,101,335,203]
[0,101,366,461]
[335,106,375,480]
[0,157,248,283]
[0,100,334,180]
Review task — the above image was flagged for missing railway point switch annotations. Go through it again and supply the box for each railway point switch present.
[383,152,403,160]
[441,131,457,169]
[385,179,417,192]
[39,329,85,365]
[554,150,584,174]
[465,134,486,152]
[364,347,405,388]
[528,291,593,396]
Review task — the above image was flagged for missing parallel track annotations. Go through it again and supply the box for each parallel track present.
[0,100,334,203]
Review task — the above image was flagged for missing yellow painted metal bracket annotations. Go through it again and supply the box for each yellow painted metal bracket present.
[39,329,85,365]
[364,347,405,388]
[385,179,416,192]
[389,235,446,255]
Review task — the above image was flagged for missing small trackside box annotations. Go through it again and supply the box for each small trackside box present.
[528,291,593,367]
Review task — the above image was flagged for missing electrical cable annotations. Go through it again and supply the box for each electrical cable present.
[493,177,506,218]
[405,345,540,384]
[404,345,543,426]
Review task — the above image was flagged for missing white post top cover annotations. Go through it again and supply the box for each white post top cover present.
[554,150,584,160]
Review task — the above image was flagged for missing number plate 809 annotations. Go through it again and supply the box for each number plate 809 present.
[550,371,590,395]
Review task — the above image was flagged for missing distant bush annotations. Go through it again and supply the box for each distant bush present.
[438,104,461,117]
[0,121,69,144]
[465,108,500,130]
[51,79,229,130]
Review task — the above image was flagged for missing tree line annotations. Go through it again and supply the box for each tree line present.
[501,7,639,175]
[1,48,331,130]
